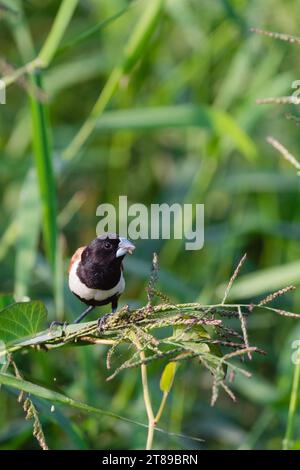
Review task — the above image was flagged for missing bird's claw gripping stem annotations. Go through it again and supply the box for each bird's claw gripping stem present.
[50,321,69,336]
[97,312,115,332]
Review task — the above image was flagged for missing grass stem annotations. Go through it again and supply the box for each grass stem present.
[283,361,300,449]
[130,333,155,450]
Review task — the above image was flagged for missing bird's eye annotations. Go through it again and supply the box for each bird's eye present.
[104,241,112,250]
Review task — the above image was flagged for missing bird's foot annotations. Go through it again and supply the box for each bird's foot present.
[50,321,69,336]
[97,312,115,332]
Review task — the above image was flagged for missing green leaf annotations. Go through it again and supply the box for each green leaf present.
[3,321,102,355]
[173,323,210,343]
[160,362,177,393]
[172,323,224,374]
[29,71,57,272]
[0,301,47,344]
[0,294,15,310]
[217,260,300,300]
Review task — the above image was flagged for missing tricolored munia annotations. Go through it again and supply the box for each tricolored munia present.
[66,234,135,330]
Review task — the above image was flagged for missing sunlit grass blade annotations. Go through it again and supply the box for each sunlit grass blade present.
[3,0,78,87]
[95,105,256,160]
[217,260,300,299]
[38,0,79,67]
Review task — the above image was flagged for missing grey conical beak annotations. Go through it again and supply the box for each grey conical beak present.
[116,238,135,258]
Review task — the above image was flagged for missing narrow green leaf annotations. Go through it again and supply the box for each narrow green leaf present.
[123,0,164,73]
[58,3,133,55]
[29,71,57,271]
[0,372,148,430]
[160,362,177,393]
[172,324,224,374]
[6,321,97,352]
[0,301,47,344]
[173,324,210,342]
[38,0,79,67]
[95,105,256,160]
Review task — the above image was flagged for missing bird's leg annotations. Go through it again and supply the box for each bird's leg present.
[50,305,95,330]
[97,298,118,332]
[74,305,95,324]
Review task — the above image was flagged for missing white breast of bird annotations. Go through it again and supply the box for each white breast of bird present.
[69,259,125,301]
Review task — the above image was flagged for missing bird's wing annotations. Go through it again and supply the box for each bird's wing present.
[68,246,86,273]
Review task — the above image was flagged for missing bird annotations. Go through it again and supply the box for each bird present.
[66,234,135,330]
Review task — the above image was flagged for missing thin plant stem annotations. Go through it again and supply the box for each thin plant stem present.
[283,361,300,449]
[155,392,168,424]
[130,333,155,450]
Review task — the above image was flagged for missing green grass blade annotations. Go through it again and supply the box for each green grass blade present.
[0,372,148,430]
[29,71,57,271]
[58,3,134,55]
[38,0,79,67]
[122,0,164,73]
[217,260,300,300]
[95,105,256,160]
[14,169,41,300]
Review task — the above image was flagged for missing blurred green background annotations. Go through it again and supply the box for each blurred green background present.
[1,0,300,450]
